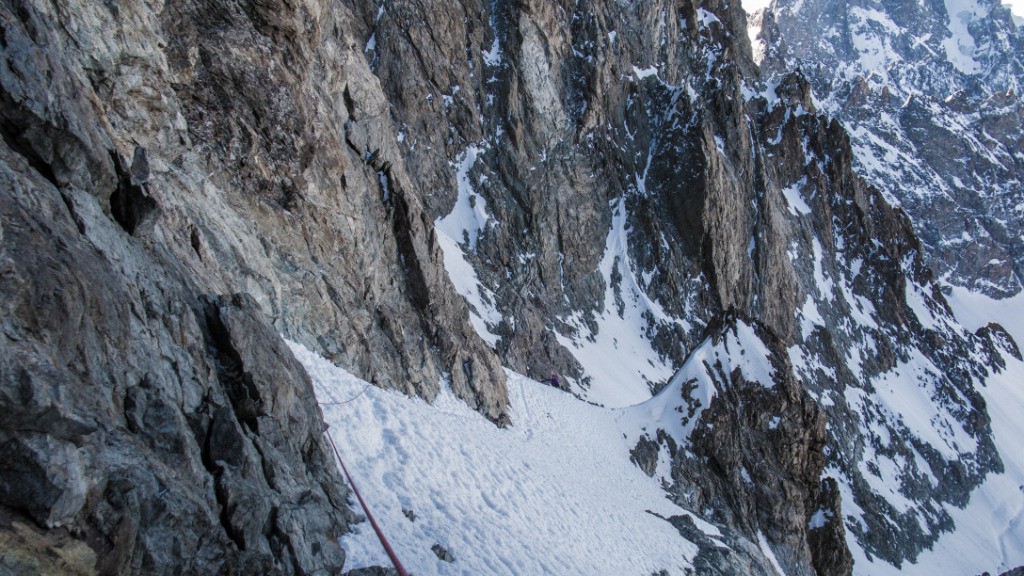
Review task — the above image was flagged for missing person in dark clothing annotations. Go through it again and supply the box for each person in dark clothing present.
[542,371,559,388]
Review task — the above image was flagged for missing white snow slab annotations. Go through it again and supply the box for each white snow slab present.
[435,145,491,252]
[293,341,703,575]
[782,179,812,216]
[632,65,659,79]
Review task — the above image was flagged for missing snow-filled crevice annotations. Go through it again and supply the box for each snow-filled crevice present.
[554,197,688,407]
[434,145,502,347]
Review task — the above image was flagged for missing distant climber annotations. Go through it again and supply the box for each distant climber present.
[541,371,560,388]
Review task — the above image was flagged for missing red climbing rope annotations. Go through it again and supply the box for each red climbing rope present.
[325,429,410,576]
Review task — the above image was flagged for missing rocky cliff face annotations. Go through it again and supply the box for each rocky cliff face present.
[1,0,508,571]
[1,0,1020,574]
[0,176,353,573]
[353,0,1015,572]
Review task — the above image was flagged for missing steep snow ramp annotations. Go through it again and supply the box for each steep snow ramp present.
[291,341,707,575]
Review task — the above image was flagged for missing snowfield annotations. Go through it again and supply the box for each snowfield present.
[292,341,712,576]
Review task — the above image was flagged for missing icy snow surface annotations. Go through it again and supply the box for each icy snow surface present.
[758,530,789,576]
[482,37,502,67]
[942,0,985,73]
[632,65,659,79]
[293,341,710,575]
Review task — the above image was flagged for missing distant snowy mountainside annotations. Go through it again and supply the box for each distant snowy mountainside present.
[750,0,1024,571]
[755,0,1024,297]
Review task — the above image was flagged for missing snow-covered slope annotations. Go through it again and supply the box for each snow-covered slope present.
[296,278,1024,576]
[844,288,1024,575]
[293,341,714,575]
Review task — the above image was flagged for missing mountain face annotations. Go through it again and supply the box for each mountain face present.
[1,0,505,571]
[363,0,1016,569]
[1,0,1021,575]
[753,0,1024,297]
[749,0,1024,566]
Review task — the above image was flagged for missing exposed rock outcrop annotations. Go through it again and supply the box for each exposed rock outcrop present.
[0,150,352,572]
[2,0,517,567]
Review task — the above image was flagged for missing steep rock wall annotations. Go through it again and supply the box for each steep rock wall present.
[1,0,509,571]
